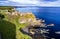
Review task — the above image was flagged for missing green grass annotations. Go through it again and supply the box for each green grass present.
[0,13,31,39]
[0,19,16,39]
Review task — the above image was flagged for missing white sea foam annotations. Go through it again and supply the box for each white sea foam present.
[55,31,60,34]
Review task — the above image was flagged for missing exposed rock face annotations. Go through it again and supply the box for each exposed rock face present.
[19,12,36,23]
[18,12,54,27]
[20,25,48,39]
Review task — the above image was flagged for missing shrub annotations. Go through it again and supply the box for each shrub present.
[0,14,5,19]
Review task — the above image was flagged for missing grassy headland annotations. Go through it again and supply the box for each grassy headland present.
[0,6,36,39]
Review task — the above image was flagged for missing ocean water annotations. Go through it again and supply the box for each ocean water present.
[16,6,60,39]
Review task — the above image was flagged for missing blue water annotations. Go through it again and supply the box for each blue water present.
[16,7,60,39]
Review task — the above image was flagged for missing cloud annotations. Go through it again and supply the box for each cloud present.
[0,0,7,1]
[0,1,22,6]
[39,0,60,7]
[0,1,9,5]
[0,0,9,3]
[8,0,39,5]
[0,0,60,7]
[41,0,57,2]
[8,0,60,7]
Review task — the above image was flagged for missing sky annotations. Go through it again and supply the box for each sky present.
[0,0,60,7]
[40,0,60,7]
[42,0,57,2]
[0,0,7,1]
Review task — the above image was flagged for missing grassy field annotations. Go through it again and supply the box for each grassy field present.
[0,12,31,39]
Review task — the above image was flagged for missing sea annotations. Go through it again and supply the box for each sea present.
[16,6,60,39]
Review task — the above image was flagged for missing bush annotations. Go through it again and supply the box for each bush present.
[0,14,5,19]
